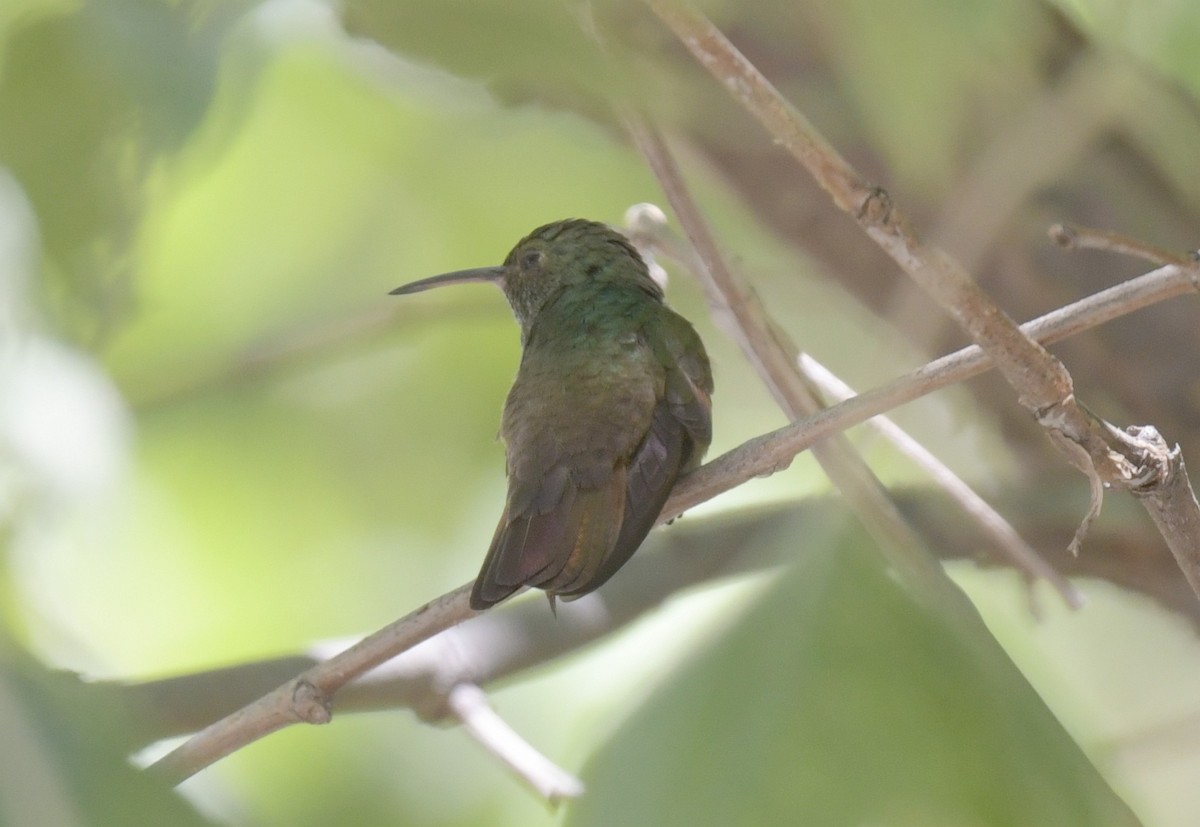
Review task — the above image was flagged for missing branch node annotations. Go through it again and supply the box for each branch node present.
[856,185,893,227]
[292,679,332,725]
[1118,425,1178,493]
[1033,395,1081,441]
[1048,223,1078,249]
[1049,221,1195,269]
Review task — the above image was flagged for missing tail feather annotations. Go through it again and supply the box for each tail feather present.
[470,475,626,610]
[557,402,685,600]
[470,401,704,610]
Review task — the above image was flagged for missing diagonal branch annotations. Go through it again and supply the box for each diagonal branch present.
[796,352,1083,611]
[446,683,585,802]
[150,582,477,784]
[626,200,1076,610]
[148,256,1197,785]
[624,119,961,609]
[641,0,1072,411]
[663,262,1200,518]
[640,0,1200,598]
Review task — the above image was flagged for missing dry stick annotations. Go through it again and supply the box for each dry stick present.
[446,683,585,802]
[1048,223,1200,594]
[1049,222,1198,268]
[665,262,1200,518]
[642,0,1069,410]
[624,120,958,609]
[796,353,1084,611]
[641,0,1200,597]
[151,582,477,784]
[150,263,1199,785]
[626,205,1078,610]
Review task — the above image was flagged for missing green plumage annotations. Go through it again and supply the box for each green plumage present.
[393,220,713,610]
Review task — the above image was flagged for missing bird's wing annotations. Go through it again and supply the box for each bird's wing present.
[470,310,712,609]
[558,313,713,598]
[555,398,685,599]
[471,468,627,608]
[654,310,714,467]
[470,342,654,609]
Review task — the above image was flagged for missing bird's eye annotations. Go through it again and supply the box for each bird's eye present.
[522,250,543,269]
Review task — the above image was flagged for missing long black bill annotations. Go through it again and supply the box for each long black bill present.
[389,266,505,295]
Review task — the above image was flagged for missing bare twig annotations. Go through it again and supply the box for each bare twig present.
[664,260,1199,516]
[148,260,1199,785]
[150,582,478,784]
[1126,432,1200,597]
[796,353,1083,611]
[446,683,585,802]
[624,120,958,608]
[640,0,1200,598]
[627,201,1077,610]
[115,501,794,749]
[1049,223,1197,269]
[109,476,1200,758]
[641,0,1071,411]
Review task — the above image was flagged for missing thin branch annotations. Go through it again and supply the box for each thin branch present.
[662,262,1200,518]
[110,476,1200,758]
[148,260,1199,785]
[639,0,1200,598]
[797,353,1083,611]
[624,119,959,609]
[641,0,1071,413]
[627,201,1077,610]
[115,501,794,749]
[1127,434,1200,597]
[1048,223,1197,268]
[446,683,585,802]
[150,582,477,784]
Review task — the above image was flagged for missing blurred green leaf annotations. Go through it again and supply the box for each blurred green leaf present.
[1048,0,1200,99]
[0,0,248,338]
[343,0,617,108]
[569,534,1138,827]
[0,638,214,826]
[732,0,1055,197]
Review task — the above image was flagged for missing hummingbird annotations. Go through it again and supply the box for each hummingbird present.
[392,219,713,610]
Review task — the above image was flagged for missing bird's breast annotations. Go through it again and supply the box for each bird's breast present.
[501,321,664,489]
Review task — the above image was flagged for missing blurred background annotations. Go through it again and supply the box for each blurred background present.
[1,0,1199,824]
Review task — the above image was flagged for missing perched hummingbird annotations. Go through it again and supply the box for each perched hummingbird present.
[392,219,713,610]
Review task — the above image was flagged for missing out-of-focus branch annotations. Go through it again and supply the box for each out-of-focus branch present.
[796,352,1083,611]
[146,257,1200,786]
[446,683,585,802]
[640,0,1200,600]
[109,487,1196,755]
[1049,223,1197,268]
[624,121,963,612]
